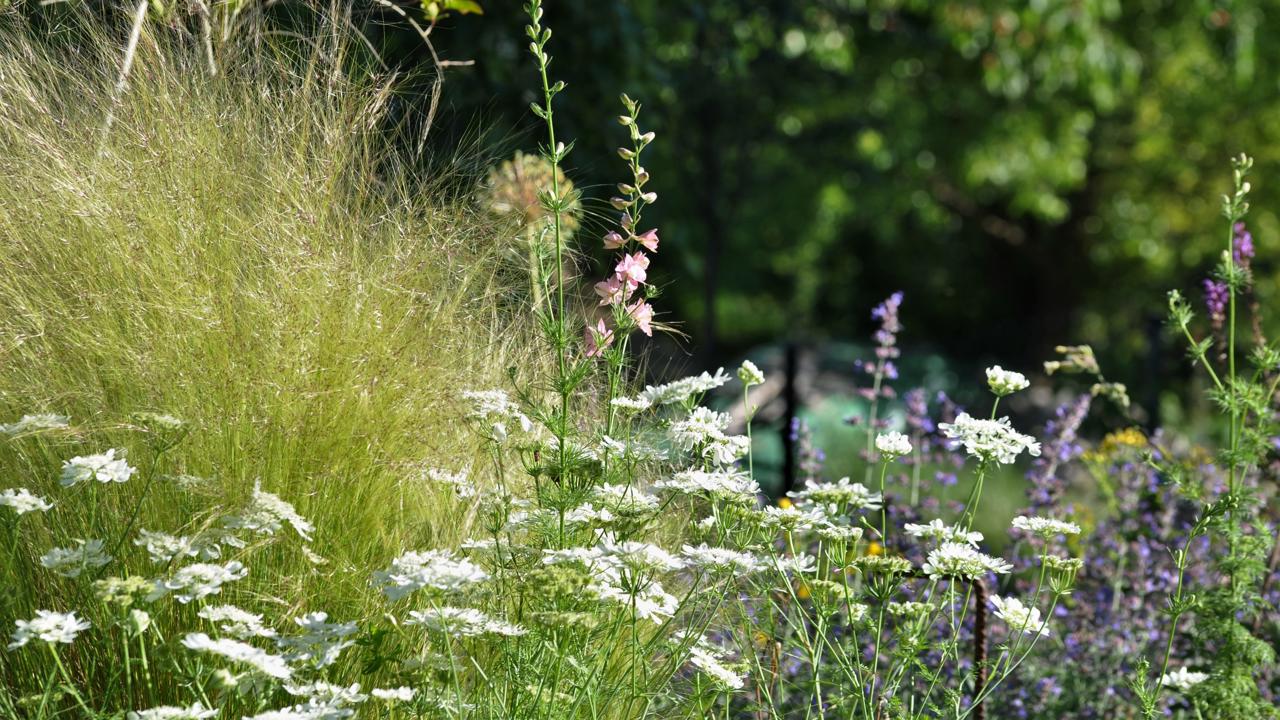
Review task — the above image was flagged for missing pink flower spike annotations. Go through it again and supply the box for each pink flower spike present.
[615,252,649,287]
[594,276,626,306]
[603,231,626,250]
[627,301,655,337]
[585,318,615,358]
[635,229,659,252]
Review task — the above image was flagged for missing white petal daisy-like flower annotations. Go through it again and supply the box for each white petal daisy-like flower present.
[181,633,292,679]
[373,550,489,601]
[986,365,1030,396]
[1011,515,1082,539]
[904,519,983,547]
[60,448,136,487]
[938,413,1041,465]
[126,703,218,720]
[8,610,91,649]
[922,542,1012,579]
[875,431,913,458]
[0,487,53,515]
[149,561,248,603]
[1160,667,1209,692]
[40,539,112,577]
[990,595,1049,637]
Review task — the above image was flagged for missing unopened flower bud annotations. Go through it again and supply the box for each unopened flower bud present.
[618,148,636,160]
[618,115,633,125]
[640,131,656,144]
[610,197,632,210]
[640,192,657,204]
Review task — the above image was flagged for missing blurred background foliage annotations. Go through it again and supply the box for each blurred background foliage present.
[10,0,1280,427]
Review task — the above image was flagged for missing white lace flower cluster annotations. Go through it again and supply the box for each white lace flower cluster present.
[373,549,489,600]
[985,365,1029,397]
[1011,515,1082,539]
[904,519,983,547]
[1160,667,1209,692]
[40,539,112,577]
[222,481,315,541]
[939,413,1041,465]
[683,633,745,690]
[543,538,685,621]
[0,487,53,515]
[922,542,1013,580]
[181,633,293,679]
[787,476,883,512]
[0,413,69,435]
[406,607,526,637]
[875,431,912,458]
[148,561,249,603]
[656,468,759,500]
[461,389,534,441]
[668,407,749,466]
[60,448,136,487]
[990,595,1049,637]
[198,605,278,639]
[126,702,218,720]
[7,610,91,649]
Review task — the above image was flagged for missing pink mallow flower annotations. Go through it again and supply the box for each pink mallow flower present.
[585,318,615,358]
[627,301,654,337]
[615,252,649,288]
[635,229,659,252]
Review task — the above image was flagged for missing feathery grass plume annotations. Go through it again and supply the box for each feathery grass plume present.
[0,9,549,704]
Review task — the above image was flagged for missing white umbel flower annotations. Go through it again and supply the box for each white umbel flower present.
[198,605,277,639]
[223,482,314,541]
[922,542,1012,579]
[737,359,765,386]
[405,607,526,637]
[681,544,762,574]
[688,642,745,690]
[371,687,416,702]
[990,595,1049,637]
[149,561,248,603]
[277,612,359,668]
[181,633,292,679]
[1160,667,1209,692]
[637,368,731,405]
[788,477,883,511]
[0,413,70,435]
[40,539,112,577]
[127,703,218,720]
[875,431,912,458]
[1011,515,1082,539]
[986,366,1030,396]
[373,550,488,600]
[904,519,983,547]
[0,488,53,515]
[656,468,760,499]
[60,448,136,487]
[8,611,91,649]
[939,413,1041,465]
